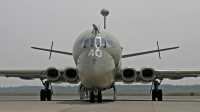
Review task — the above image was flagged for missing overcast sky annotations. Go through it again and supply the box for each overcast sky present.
[0,0,200,87]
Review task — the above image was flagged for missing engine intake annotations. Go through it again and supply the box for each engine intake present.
[46,67,60,81]
[121,68,137,82]
[64,68,79,82]
[141,67,155,81]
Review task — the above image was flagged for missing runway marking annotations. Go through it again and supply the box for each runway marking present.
[58,104,86,112]
[151,101,155,112]
[40,103,88,112]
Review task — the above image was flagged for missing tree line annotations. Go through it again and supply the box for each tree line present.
[0,85,200,94]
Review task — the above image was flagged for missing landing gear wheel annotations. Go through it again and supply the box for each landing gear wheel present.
[90,91,95,103]
[152,89,156,101]
[113,95,116,100]
[97,91,102,103]
[158,89,162,101]
[46,89,52,101]
[40,89,46,101]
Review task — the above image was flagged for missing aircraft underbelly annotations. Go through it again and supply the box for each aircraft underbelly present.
[78,63,115,90]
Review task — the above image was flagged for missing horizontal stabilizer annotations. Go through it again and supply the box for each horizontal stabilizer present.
[31,47,72,55]
[122,46,179,58]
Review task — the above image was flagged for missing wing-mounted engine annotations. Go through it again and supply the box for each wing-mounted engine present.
[121,67,137,84]
[141,67,156,82]
[46,67,61,82]
[63,67,79,84]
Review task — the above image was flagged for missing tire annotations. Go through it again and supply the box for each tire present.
[158,89,162,101]
[90,91,95,103]
[46,89,52,101]
[40,89,46,101]
[97,91,102,103]
[152,89,156,101]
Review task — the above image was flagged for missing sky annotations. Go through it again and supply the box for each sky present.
[0,0,200,87]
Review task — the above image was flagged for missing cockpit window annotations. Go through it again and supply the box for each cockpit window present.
[104,36,114,47]
[101,39,106,48]
[105,35,110,40]
[77,40,84,47]
[95,37,101,48]
[84,39,89,48]
[80,36,114,48]
[106,40,115,47]
[90,38,94,47]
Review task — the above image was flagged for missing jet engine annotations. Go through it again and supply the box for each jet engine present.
[46,67,60,81]
[63,68,79,83]
[141,67,156,81]
[121,68,137,83]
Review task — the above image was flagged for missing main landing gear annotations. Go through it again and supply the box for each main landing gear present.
[151,80,162,101]
[40,80,53,101]
[113,85,117,100]
[78,84,89,100]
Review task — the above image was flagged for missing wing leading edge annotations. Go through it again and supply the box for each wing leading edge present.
[0,69,45,79]
[122,46,179,58]
[156,69,200,79]
[31,47,72,55]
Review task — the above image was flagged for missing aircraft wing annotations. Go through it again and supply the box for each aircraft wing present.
[119,67,200,83]
[156,69,200,80]
[122,46,179,58]
[0,67,79,84]
[0,69,45,80]
[31,47,73,55]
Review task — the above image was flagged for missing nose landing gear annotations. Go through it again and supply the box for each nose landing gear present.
[97,91,102,103]
[90,91,95,103]
[89,90,102,103]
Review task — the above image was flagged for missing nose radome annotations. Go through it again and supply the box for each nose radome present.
[77,49,115,89]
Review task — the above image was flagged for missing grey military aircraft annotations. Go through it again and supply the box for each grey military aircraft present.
[1,9,200,103]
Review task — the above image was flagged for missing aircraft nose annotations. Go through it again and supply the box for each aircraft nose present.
[77,49,115,89]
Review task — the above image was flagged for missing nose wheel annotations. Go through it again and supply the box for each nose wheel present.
[89,91,102,103]
[97,91,102,103]
[90,91,95,103]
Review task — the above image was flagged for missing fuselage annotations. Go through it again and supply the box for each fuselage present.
[73,29,122,90]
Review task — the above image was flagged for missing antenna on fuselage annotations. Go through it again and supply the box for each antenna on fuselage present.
[101,9,109,29]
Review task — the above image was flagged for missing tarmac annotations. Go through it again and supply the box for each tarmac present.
[0,96,200,112]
